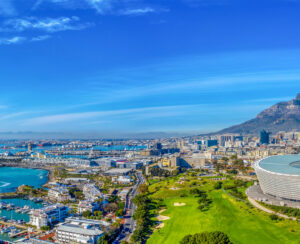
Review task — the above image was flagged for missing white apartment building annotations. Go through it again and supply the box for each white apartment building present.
[56,218,104,244]
[77,201,101,215]
[83,184,102,201]
[117,175,132,184]
[48,187,70,202]
[30,204,69,229]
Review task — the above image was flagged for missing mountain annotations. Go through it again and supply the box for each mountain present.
[217,94,300,135]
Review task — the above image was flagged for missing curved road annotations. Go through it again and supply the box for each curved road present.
[247,197,297,221]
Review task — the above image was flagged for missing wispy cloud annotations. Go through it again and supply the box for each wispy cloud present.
[247,96,294,103]
[0,0,16,16]
[0,36,26,45]
[31,35,51,42]
[120,7,156,15]
[1,16,90,33]
[34,0,116,13]
[24,104,203,125]
[85,0,114,14]
[34,0,162,16]
[0,35,52,45]
[0,111,33,121]
[82,70,300,106]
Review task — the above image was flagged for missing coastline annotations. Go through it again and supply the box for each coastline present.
[0,162,52,199]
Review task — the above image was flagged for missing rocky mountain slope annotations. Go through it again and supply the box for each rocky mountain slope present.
[217,94,300,135]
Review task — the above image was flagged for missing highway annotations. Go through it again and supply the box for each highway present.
[113,171,145,243]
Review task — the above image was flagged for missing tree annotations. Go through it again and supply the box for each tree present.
[221,157,229,162]
[214,181,222,190]
[94,210,103,219]
[82,210,92,218]
[115,208,124,217]
[180,231,232,244]
[137,184,148,194]
[230,155,238,160]
[108,195,119,203]
[97,236,108,244]
[40,226,51,231]
[104,202,119,212]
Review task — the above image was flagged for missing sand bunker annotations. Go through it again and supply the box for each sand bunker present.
[155,222,165,229]
[174,202,186,206]
[170,187,180,190]
[157,215,170,221]
[159,209,166,214]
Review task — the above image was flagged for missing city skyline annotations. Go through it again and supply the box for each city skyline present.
[1,0,300,136]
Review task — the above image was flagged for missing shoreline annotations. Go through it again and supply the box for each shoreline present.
[0,163,53,199]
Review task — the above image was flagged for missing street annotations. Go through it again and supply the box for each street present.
[113,171,145,243]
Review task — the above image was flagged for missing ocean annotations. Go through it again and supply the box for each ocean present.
[0,167,48,193]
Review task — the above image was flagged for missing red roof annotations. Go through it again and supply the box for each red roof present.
[39,232,55,241]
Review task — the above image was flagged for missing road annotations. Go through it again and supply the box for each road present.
[113,171,145,243]
[247,197,297,221]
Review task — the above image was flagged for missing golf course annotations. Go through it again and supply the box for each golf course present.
[147,175,300,244]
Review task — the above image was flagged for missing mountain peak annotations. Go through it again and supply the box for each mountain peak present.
[217,94,300,135]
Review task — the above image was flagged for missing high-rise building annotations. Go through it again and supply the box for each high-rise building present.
[154,142,162,150]
[260,130,270,145]
[28,143,32,152]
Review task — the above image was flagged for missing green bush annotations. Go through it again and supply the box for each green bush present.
[269,214,279,221]
[41,226,51,231]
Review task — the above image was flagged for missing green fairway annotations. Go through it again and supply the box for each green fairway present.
[147,177,300,244]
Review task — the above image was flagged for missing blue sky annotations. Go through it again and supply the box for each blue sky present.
[0,0,300,137]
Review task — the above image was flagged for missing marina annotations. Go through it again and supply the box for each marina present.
[0,198,44,242]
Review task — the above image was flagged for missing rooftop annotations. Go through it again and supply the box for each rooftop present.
[104,168,132,174]
[57,224,103,236]
[258,155,300,176]
[57,218,104,236]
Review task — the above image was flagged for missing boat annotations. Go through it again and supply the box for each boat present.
[34,198,43,203]
[0,203,6,209]
[1,227,11,234]
[9,228,20,237]
[23,205,30,210]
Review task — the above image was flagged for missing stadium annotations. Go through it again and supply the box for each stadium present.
[254,155,300,202]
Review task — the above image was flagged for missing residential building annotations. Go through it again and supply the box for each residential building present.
[117,175,132,184]
[77,201,101,215]
[56,218,103,244]
[83,184,102,201]
[48,187,70,202]
[30,204,69,229]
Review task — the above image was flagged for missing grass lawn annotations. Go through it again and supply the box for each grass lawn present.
[147,177,300,244]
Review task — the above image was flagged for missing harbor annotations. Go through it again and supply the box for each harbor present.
[0,198,45,242]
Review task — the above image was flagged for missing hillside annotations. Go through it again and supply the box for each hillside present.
[217,94,300,135]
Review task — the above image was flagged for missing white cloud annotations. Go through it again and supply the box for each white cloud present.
[0,0,16,16]
[120,7,156,15]
[34,0,161,16]
[31,35,51,42]
[0,112,32,120]
[0,36,26,45]
[85,0,114,14]
[1,16,89,33]
[24,104,202,125]
[33,0,114,13]
[0,35,51,45]
[83,70,300,106]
